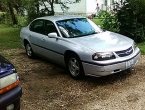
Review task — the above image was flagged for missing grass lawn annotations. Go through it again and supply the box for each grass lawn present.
[92,18,102,26]
[137,42,145,54]
[0,23,145,54]
[0,24,21,50]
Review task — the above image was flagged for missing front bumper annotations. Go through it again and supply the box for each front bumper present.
[82,50,140,77]
[0,86,22,110]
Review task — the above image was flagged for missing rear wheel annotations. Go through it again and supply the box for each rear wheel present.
[66,55,84,79]
[25,43,34,58]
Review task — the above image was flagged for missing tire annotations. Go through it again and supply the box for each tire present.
[25,43,34,58]
[15,99,20,110]
[66,55,84,79]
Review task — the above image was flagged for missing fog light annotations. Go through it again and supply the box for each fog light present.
[7,104,14,110]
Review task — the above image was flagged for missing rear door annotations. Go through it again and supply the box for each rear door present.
[29,19,46,54]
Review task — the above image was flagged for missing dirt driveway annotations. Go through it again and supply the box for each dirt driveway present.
[1,49,145,110]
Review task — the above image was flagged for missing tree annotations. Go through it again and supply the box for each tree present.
[41,0,81,15]
[41,0,55,15]
[7,1,18,25]
[25,0,81,22]
[101,0,145,42]
[0,0,23,25]
[116,0,145,42]
[0,1,5,11]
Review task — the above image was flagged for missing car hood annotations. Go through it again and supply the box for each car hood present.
[0,55,14,76]
[71,31,133,52]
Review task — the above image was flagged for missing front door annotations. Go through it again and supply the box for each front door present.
[39,20,65,64]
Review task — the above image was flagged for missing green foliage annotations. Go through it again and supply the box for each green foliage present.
[92,19,102,26]
[98,0,145,43]
[97,10,119,32]
[137,42,145,54]
[116,0,145,42]
[0,0,82,24]
[0,12,5,23]
[0,24,21,50]
[0,12,12,25]
[17,16,28,26]
[0,0,25,25]
[97,10,109,19]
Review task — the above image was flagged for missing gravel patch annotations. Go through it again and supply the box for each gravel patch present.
[1,49,145,110]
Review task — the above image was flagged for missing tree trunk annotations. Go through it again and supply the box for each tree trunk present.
[35,0,39,14]
[7,2,18,25]
[50,0,55,15]
[36,4,39,14]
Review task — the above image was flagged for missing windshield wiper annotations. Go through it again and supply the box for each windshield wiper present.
[85,32,98,36]
[71,32,97,38]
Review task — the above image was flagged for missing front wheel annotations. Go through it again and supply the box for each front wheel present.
[67,56,84,79]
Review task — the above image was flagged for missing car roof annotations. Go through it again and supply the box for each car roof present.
[36,15,86,22]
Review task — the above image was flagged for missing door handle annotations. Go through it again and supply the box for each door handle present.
[42,38,45,41]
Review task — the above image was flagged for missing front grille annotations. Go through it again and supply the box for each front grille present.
[115,47,133,57]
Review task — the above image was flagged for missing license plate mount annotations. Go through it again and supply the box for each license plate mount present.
[126,59,134,68]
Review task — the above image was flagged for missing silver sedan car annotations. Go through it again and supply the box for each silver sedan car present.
[20,16,140,79]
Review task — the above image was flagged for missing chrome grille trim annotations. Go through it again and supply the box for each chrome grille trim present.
[115,47,133,57]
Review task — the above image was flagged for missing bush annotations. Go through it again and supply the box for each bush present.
[98,10,120,32]
[116,0,145,42]
[98,0,145,43]
[0,12,12,25]
[97,10,109,19]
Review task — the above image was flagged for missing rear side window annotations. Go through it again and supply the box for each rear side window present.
[29,19,44,34]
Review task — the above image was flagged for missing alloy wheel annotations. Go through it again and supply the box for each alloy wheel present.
[68,58,80,77]
[26,44,32,57]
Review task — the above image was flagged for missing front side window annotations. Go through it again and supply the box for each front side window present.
[30,20,44,34]
[44,20,58,35]
[56,18,103,38]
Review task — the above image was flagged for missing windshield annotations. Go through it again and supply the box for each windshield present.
[56,18,103,38]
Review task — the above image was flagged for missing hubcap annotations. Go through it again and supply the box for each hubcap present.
[68,58,80,77]
[26,44,32,56]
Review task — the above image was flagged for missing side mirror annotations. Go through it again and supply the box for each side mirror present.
[48,32,58,38]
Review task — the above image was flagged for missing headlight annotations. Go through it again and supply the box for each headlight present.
[92,52,116,61]
[0,73,20,94]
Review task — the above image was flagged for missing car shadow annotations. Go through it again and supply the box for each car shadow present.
[82,69,136,86]
[20,51,137,86]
